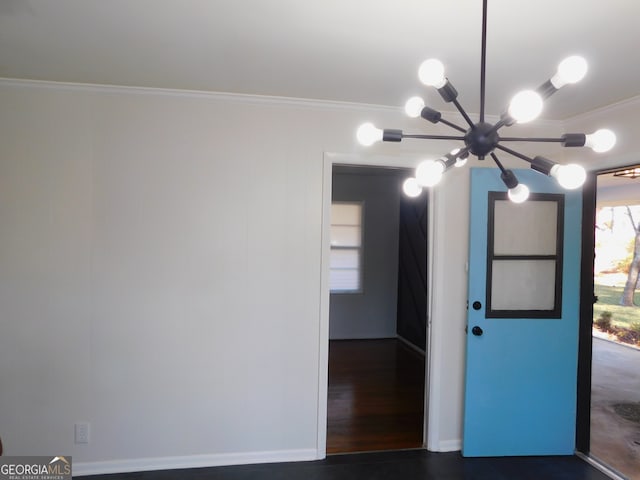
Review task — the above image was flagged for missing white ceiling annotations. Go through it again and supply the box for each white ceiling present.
[1,0,640,120]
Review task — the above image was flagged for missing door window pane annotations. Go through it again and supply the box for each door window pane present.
[491,260,557,310]
[493,200,558,255]
[486,192,564,318]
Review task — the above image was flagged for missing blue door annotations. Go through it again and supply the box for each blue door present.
[462,167,582,456]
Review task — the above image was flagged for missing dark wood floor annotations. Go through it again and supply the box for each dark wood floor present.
[78,449,612,480]
[327,338,425,454]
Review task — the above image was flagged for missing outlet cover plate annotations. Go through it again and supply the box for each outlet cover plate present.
[75,422,90,444]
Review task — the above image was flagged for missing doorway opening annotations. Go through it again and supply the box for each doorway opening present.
[589,166,640,479]
[326,164,428,454]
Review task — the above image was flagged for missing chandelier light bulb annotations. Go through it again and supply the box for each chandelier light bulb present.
[585,129,616,153]
[508,90,544,123]
[405,96,426,118]
[356,122,383,146]
[402,178,423,197]
[551,56,588,88]
[415,159,445,187]
[508,183,530,203]
[550,164,587,189]
[418,59,447,88]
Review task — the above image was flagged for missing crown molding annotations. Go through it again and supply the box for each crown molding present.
[0,77,404,113]
[0,77,566,129]
[565,94,640,124]
[0,77,631,127]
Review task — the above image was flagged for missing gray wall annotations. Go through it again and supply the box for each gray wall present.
[329,166,406,339]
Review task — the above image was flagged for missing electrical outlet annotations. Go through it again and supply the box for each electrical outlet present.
[75,422,90,444]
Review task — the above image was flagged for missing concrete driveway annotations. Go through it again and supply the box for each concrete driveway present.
[591,336,640,479]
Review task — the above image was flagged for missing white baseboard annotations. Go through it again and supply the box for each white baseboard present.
[433,439,462,452]
[397,335,426,355]
[73,448,319,477]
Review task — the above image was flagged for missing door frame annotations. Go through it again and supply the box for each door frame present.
[317,151,433,457]
[576,170,597,454]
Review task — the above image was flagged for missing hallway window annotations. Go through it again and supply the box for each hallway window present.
[330,202,363,293]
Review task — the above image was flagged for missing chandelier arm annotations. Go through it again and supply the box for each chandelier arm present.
[500,137,565,143]
[490,153,507,173]
[492,154,524,194]
[439,118,467,133]
[451,99,475,128]
[495,144,534,163]
[480,0,488,123]
[418,106,466,133]
[402,134,466,141]
[482,118,508,138]
[458,147,471,158]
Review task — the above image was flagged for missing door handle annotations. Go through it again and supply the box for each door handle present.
[472,326,484,336]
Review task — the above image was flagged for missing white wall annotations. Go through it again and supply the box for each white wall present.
[0,78,635,474]
[0,80,430,474]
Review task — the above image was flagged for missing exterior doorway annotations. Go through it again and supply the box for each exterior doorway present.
[589,166,640,479]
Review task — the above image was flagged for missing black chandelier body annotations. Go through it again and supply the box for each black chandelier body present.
[357,0,615,202]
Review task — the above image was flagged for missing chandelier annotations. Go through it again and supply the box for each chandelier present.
[356,0,616,203]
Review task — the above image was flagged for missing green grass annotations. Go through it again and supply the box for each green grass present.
[594,283,640,328]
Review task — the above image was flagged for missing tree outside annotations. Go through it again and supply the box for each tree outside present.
[620,206,640,306]
[594,205,640,346]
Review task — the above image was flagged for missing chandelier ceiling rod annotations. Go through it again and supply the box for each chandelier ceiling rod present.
[480,0,488,123]
[356,0,617,203]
